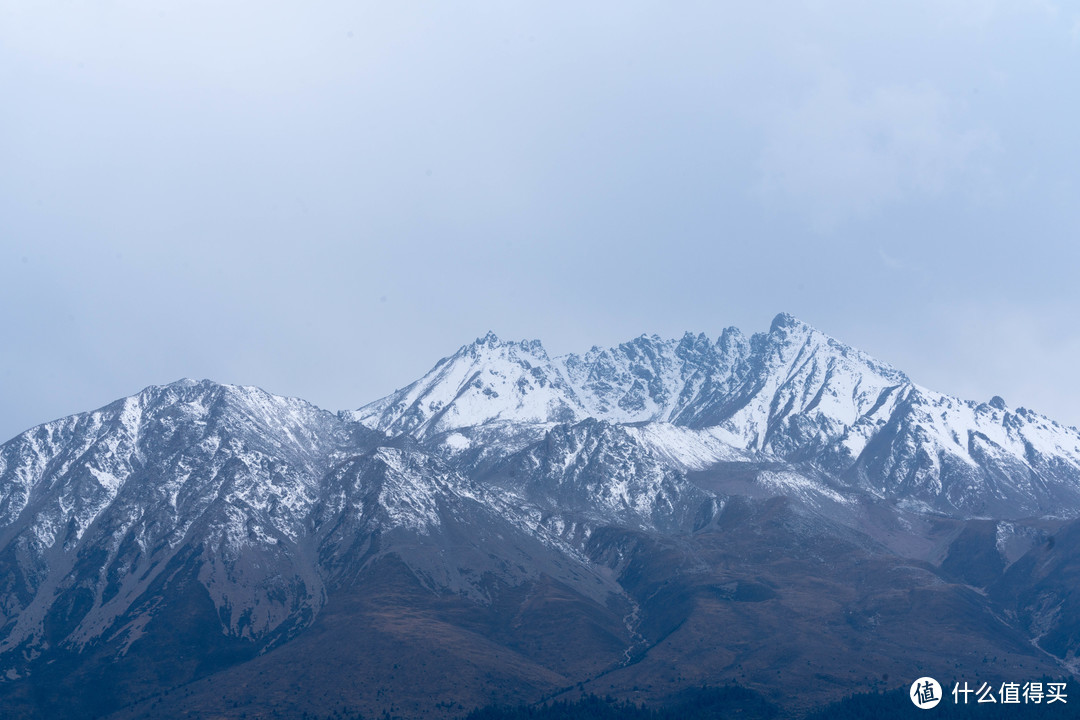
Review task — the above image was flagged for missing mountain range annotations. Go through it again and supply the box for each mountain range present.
[1,313,1078,719]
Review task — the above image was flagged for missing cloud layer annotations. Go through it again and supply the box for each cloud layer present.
[2,1,1079,438]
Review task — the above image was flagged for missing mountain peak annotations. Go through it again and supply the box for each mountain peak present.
[677,331,713,355]
[358,317,922,437]
[465,332,548,359]
[8,321,1080,718]
[474,330,502,347]
[769,312,809,334]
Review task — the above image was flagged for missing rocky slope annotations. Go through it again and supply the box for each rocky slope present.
[356,313,1080,517]
[1,314,1079,719]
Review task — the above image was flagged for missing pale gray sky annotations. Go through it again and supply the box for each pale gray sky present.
[3,1,1079,440]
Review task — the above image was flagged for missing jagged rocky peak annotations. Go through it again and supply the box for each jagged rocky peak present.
[53,377,334,435]
[0,377,355,580]
[676,331,713,356]
[491,417,711,535]
[354,313,913,440]
[351,331,582,438]
[560,333,693,422]
[769,310,800,332]
[0,378,367,661]
[347,316,1080,518]
[7,313,1080,717]
[467,330,549,359]
[96,378,340,456]
[753,312,908,384]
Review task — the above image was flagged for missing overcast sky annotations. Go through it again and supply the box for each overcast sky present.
[2,1,1079,440]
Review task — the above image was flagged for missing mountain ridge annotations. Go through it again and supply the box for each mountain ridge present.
[352,314,1080,518]
[2,313,1080,719]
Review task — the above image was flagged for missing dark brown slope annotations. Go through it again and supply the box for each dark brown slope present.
[991,517,1080,666]
[105,497,1071,719]
[109,555,633,720]
[557,497,1066,714]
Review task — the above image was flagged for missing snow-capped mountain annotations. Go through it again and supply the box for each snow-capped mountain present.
[355,313,1080,517]
[0,379,648,687]
[350,314,908,437]
[0,380,351,658]
[3,313,1080,719]
[482,419,714,538]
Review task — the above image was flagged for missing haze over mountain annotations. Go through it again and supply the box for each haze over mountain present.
[1,314,1078,719]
